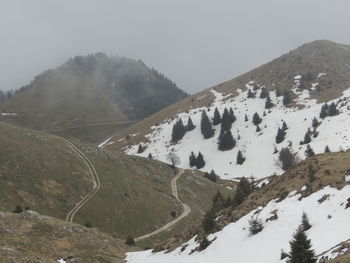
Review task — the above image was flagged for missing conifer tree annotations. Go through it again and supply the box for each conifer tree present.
[229,107,236,123]
[283,90,291,106]
[248,216,264,235]
[305,145,315,158]
[218,129,236,151]
[328,102,339,116]
[212,191,225,212]
[204,170,217,183]
[256,125,261,132]
[301,129,312,144]
[276,127,286,144]
[196,152,205,169]
[236,150,246,165]
[148,153,153,159]
[189,151,197,167]
[301,212,312,231]
[186,116,196,131]
[202,209,215,233]
[279,147,297,171]
[201,110,215,139]
[213,107,221,125]
[247,89,255,98]
[324,145,331,153]
[252,112,262,126]
[232,177,253,206]
[265,94,274,109]
[221,108,232,131]
[282,121,288,131]
[287,227,317,263]
[259,87,268,99]
[137,144,144,153]
[125,236,135,246]
[319,103,328,119]
[244,114,248,122]
[171,119,186,142]
[275,88,282,97]
[312,117,320,128]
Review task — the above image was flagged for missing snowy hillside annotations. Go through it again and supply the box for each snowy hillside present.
[117,75,350,180]
[126,184,350,263]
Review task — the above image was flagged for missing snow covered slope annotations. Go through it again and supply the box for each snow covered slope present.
[117,77,350,180]
[126,184,350,263]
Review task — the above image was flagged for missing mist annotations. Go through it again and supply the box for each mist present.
[1,0,350,94]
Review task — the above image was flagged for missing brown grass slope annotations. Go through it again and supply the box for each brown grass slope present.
[0,210,130,263]
[106,40,350,151]
[0,122,232,243]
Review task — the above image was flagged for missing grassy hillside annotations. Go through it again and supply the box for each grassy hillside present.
[0,122,231,242]
[0,53,187,142]
[0,210,129,263]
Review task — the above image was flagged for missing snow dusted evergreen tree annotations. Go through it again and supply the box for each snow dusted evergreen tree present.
[324,145,331,153]
[221,108,232,131]
[305,144,315,158]
[259,87,268,99]
[218,129,236,151]
[247,89,255,98]
[189,151,197,167]
[229,107,236,123]
[276,127,286,144]
[301,129,312,144]
[320,103,328,119]
[252,112,262,126]
[236,150,245,165]
[312,117,320,128]
[265,94,274,109]
[213,107,221,125]
[248,216,264,235]
[328,102,339,116]
[171,119,186,142]
[287,227,316,263]
[186,116,195,131]
[201,110,215,139]
[196,152,205,169]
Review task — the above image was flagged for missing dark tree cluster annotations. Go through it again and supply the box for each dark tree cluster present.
[275,121,288,144]
[320,102,339,119]
[279,147,298,171]
[189,151,206,169]
[248,216,264,235]
[236,150,246,165]
[259,87,268,98]
[201,110,215,139]
[247,89,256,98]
[204,170,217,183]
[252,112,262,126]
[265,94,274,109]
[300,128,312,145]
[171,119,186,142]
[305,144,315,158]
[218,129,236,151]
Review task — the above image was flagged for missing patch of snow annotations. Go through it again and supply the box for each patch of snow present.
[58,259,66,263]
[317,73,327,78]
[1,112,17,116]
[301,185,307,191]
[257,178,270,188]
[98,137,113,148]
[127,185,350,263]
[345,175,350,182]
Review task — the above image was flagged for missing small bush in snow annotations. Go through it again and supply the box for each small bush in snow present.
[248,216,264,235]
[278,147,298,171]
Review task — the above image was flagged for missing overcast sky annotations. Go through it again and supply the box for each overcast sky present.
[1,0,350,94]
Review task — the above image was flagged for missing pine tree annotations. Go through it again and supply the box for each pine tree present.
[189,151,197,167]
[328,102,339,116]
[244,114,248,122]
[265,94,274,109]
[305,145,315,158]
[212,191,225,212]
[279,147,297,171]
[218,129,236,151]
[324,145,331,153]
[236,150,245,165]
[204,170,217,183]
[259,87,268,98]
[137,144,144,153]
[287,227,317,263]
[301,212,312,231]
[232,177,253,206]
[319,103,328,119]
[148,153,153,159]
[282,121,288,131]
[256,125,261,132]
[221,108,232,131]
[283,90,291,106]
[229,108,236,123]
[196,152,205,169]
[171,119,186,142]
[248,216,264,235]
[201,110,215,139]
[213,107,221,125]
[301,129,312,144]
[125,236,135,246]
[252,112,262,126]
[276,128,286,144]
[247,89,255,98]
[186,116,195,131]
[312,117,320,128]
[13,205,23,213]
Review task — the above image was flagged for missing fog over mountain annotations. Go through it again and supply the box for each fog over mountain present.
[1,0,350,93]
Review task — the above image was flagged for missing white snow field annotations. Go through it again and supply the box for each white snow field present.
[122,79,350,180]
[126,184,350,263]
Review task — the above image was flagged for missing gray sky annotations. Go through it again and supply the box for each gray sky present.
[1,0,350,94]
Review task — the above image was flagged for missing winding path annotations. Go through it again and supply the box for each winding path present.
[135,169,191,241]
[54,136,101,223]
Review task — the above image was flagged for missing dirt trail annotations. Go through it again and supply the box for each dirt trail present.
[135,169,191,241]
